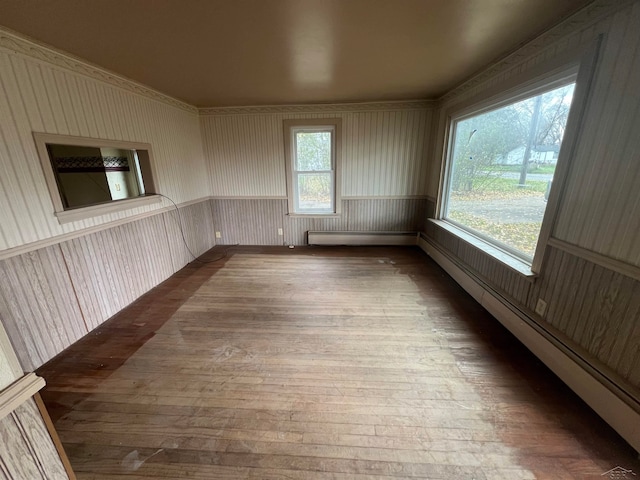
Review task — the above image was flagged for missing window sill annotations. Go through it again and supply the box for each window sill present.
[55,195,162,224]
[428,219,537,280]
[287,213,342,218]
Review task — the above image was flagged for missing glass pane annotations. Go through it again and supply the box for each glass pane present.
[295,131,332,171]
[297,173,332,211]
[446,83,575,259]
[47,144,141,209]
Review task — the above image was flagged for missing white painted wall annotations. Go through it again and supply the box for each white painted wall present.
[0,29,208,252]
[200,105,432,198]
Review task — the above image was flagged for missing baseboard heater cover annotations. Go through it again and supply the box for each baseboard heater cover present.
[307,231,418,246]
[417,235,640,454]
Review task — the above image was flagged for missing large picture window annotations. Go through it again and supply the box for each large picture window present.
[442,77,577,263]
[284,119,341,215]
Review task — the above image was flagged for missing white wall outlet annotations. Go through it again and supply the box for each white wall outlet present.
[215,231,221,239]
[277,228,283,236]
[535,298,547,317]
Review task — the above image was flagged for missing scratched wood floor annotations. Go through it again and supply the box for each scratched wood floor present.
[37,246,639,479]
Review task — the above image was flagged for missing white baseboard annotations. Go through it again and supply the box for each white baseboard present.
[418,235,640,453]
[308,231,418,246]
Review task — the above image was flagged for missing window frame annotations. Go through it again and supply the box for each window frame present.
[284,118,342,216]
[33,133,160,224]
[437,38,601,275]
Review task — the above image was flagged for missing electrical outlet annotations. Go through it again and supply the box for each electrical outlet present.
[277,228,283,236]
[215,231,221,239]
[535,298,547,317]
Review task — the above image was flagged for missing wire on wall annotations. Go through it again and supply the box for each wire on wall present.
[150,192,236,264]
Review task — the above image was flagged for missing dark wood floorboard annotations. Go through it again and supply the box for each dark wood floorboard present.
[37,246,639,479]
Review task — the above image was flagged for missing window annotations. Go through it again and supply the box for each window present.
[442,76,577,265]
[34,133,159,224]
[284,119,341,215]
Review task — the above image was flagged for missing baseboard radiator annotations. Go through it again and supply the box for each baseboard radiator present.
[417,234,640,453]
[307,231,418,246]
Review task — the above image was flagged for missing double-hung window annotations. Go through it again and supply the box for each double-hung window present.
[284,119,341,215]
[441,69,580,270]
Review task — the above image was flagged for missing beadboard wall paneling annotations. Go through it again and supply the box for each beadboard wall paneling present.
[162,200,216,270]
[59,215,174,331]
[211,199,286,246]
[425,222,532,306]
[0,246,86,371]
[0,42,207,252]
[0,200,215,371]
[424,197,436,232]
[425,222,640,392]
[211,198,427,246]
[530,247,640,387]
[426,0,640,395]
[553,4,640,266]
[429,1,639,267]
[201,107,432,198]
[0,398,68,480]
[346,198,426,232]
[0,320,22,391]
[285,214,349,246]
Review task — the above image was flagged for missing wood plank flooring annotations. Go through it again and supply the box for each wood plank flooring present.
[37,246,639,479]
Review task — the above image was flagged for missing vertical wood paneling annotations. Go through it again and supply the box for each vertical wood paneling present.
[0,246,86,370]
[0,199,214,371]
[211,199,286,245]
[528,247,640,387]
[426,225,531,306]
[0,323,21,391]
[425,1,640,395]
[0,399,68,480]
[201,107,432,198]
[163,201,216,269]
[346,199,426,232]
[429,2,640,267]
[0,40,208,252]
[553,3,640,266]
[210,198,427,246]
[427,223,640,390]
[60,214,174,330]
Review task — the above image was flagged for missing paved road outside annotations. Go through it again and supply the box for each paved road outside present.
[497,171,553,182]
[450,195,547,223]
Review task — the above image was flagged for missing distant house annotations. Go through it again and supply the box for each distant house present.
[496,145,560,165]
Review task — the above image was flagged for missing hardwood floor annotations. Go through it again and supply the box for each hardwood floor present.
[37,246,639,479]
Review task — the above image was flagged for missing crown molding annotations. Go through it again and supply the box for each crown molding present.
[199,100,435,116]
[438,0,633,104]
[0,26,198,114]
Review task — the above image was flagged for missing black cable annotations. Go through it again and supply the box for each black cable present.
[149,192,237,264]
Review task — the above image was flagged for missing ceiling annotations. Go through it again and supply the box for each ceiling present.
[0,0,593,108]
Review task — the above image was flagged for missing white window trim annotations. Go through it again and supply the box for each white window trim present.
[33,133,160,224]
[436,37,602,276]
[284,119,342,216]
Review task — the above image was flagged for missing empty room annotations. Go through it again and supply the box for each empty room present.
[0,0,639,478]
